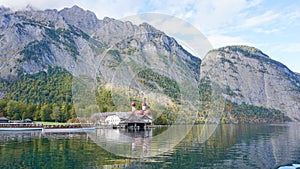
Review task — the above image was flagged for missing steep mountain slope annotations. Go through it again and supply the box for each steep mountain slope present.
[200,46,300,121]
[0,6,200,100]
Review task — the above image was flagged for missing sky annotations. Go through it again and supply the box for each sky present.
[0,0,299,72]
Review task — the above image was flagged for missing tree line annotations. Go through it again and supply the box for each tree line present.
[0,100,76,122]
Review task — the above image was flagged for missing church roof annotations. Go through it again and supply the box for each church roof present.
[120,114,152,124]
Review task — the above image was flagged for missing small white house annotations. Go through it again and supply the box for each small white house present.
[105,115,121,125]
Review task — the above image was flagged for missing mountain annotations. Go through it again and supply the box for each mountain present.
[0,6,200,122]
[0,6,200,94]
[0,5,200,80]
[200,46,300,121]
[0,6,299,123]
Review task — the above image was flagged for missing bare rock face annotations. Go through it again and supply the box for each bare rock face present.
[0,6,200,81]
[59,5,100,35]
[201,46,300,121]
[297,73,300,80]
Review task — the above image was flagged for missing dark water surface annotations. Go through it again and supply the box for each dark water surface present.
[0,123,300,169]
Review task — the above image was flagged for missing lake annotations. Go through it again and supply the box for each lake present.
[0,123,300,169]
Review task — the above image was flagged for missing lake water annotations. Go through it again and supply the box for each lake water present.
[0,123,300,169]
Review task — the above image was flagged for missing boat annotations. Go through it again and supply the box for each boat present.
[0,127,42,131]
[0,122,95,132]
[0,122,43,131]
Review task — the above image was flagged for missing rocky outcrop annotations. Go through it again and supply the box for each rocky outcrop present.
[59,5,100,35]
[200,46,300,121]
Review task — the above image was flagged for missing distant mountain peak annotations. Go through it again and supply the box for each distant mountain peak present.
[59,5,98,18]
[69,5,82,10]
[61,5,86,13]
[137,22,162,35]
[103,16,115,23]
[59,5,99,34]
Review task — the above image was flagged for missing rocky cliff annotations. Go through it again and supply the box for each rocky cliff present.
[200,46,300,121]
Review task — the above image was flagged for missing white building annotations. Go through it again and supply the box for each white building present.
[105,115,121,125]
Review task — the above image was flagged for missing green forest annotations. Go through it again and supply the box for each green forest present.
[0,67,75,122]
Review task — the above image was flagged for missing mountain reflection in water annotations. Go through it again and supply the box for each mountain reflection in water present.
[0,123,300,169]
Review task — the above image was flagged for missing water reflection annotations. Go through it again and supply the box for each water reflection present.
[90,128,153,158]
[0,123,300,168]
[89,125,194,158]
[158,123,300,169]
[0,130,42,141]
[0,130,93,141]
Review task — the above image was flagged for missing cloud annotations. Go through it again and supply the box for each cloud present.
[254,28,281,34]
[207,35,253,49]
[0,0,75,10]
[189,0,264,31]
[240,10,280,28]
[0,0,264,30]
[281,43,300,53]
[88,0,143,19]
[0,0,142,19]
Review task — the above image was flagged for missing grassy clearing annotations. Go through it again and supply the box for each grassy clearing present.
[34,121,68,125]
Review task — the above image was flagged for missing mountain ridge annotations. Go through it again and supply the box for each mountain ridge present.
[0,5,200,81]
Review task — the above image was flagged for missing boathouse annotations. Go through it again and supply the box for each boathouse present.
[119,114,152,129]
[119,101,152,129]
[91,100,152,128]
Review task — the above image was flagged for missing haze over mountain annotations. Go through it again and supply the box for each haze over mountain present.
[0,6,299,122]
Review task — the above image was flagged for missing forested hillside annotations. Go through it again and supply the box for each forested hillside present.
[0,67,75,122]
